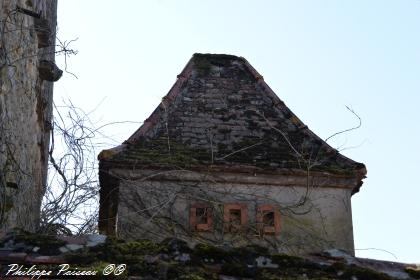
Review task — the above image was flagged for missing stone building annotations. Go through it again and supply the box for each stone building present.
[98,53,366,255]
[0,0,60,231]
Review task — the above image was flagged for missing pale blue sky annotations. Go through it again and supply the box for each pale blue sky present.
[56,1,420,263]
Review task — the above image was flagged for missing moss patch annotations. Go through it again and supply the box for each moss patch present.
[112,137,211,168]
[1,229,66,255]
[64,237,164,277]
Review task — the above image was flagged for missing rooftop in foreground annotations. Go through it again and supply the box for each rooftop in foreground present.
[0,230,417,279]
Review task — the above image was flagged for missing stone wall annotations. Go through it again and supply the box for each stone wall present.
[0,0,59,231]
[112,169,357,255]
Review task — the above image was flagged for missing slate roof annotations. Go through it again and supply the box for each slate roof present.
[99,53,366,186]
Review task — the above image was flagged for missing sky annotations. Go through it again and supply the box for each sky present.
[55,0,420,263]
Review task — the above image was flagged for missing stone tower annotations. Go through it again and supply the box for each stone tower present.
[0,0,61,231]
[98,54,366,255]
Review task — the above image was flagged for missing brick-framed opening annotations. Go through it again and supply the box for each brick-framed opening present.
[190,203,213,232]
[257,204,280,235]
[223,203,248,232]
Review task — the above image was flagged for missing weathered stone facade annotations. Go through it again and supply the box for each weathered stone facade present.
[0,0,59,231]
[98,54,366,255]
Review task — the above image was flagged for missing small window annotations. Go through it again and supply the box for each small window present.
[229,209,242,225]
[196,208,209,224]
[257,205,280,235]
[224,203,248,232]
[190,203,213,232]
[262,211,275,226]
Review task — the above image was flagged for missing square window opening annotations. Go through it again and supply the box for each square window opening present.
[223,203,248,233]
[229,209,242,226]
[262,211,275,227]
[196,207,209,225]
[257,205,280,235]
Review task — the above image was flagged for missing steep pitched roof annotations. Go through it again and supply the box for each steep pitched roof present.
[99,53,366,189]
